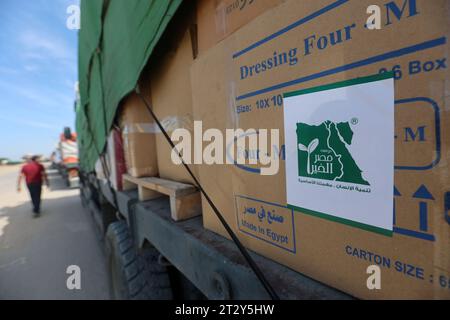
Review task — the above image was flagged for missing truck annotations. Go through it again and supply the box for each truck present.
[56,127,79,188]
[75,0,350,300]
[75,0,450,300]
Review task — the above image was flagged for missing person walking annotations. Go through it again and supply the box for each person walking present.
[17,156,49,216]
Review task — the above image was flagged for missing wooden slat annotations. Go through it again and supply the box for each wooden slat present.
[122,174,201,221]
[138,186,161,201]
[122,174,196,197]
[139,177,197,197]
[170,192,202,221]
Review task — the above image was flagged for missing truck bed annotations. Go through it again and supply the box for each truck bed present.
[97,181,352,300]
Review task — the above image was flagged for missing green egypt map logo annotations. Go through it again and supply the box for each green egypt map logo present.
[297,120,370,186]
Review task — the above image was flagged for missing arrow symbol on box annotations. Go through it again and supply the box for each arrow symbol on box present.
[393,186,401,225]
[413,185,434,232]
[413,185,435,200]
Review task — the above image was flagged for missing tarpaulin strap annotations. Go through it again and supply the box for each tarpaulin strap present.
[135,86,280,300]
[93,1,121,213]
[80,0,120,213]
[82,98,119,213]
[82,106,101,167]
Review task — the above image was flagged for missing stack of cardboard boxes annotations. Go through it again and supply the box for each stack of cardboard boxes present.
[120,90,159,179]
[192,0,450,299]
[150,12,198,185]
[115,0,449,299]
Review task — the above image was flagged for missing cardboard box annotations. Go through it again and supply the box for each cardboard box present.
[197,0,285,54]
[94,128,126,191]
[120,92,159,178]
[149,12,198,185]
[191,0,450,299]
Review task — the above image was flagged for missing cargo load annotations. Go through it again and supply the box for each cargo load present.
[197,0,285,54]
[191,0,450,299]
[147,7,198,184]
[57,127,79,187]
[59,129,78,165]
[75,0,450,300]
[120,92,159,178]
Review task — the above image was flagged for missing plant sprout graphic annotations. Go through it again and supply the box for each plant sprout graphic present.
[298,138,319,175]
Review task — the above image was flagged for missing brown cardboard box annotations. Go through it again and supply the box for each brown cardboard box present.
[191,0,450,299]
[120,92,158,178]
[197,0,285,54]
[149,13,198,184]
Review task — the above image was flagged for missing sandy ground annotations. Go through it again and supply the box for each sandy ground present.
[0,164,22,176]
[0,164,110,299]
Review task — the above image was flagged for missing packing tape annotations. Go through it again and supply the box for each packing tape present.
[159,115,194,133]
[122,116,194,135]
[122,123,159,134]
[215,1,227,38]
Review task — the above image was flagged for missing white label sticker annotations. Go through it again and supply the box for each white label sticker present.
[283,75,394,234]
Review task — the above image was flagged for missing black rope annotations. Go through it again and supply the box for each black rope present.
[81,102,119,214]
[97,51,120,213]
[135,86,280,300]
[95,0,119,213]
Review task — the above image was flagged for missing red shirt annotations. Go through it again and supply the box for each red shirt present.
[21,161,45,185]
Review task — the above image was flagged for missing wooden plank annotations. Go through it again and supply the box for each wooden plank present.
[123,174,196,197]
[122,173,201,221]
[138,185,161,201]
[123,174,144,184]
[138,177,197,197]
[122,175,138,191]
[170,192,202,221]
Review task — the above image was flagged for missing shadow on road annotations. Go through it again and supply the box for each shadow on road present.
[0,185,110,299]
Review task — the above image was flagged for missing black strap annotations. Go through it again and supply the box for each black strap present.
[135,86,279,300]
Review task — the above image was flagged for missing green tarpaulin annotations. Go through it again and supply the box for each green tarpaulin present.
[76,0,182,171]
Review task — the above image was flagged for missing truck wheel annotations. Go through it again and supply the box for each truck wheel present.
[105,221,151,300]
[140,247,173,300]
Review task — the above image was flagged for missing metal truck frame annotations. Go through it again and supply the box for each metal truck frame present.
[79,170,352,300]
[76,0,353,300]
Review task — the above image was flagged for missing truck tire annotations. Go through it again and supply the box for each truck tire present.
[106,221,151,300]
[140,247,173,300]
[105,221,174,300]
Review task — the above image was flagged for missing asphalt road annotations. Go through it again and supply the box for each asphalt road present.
[0,165,110,299]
